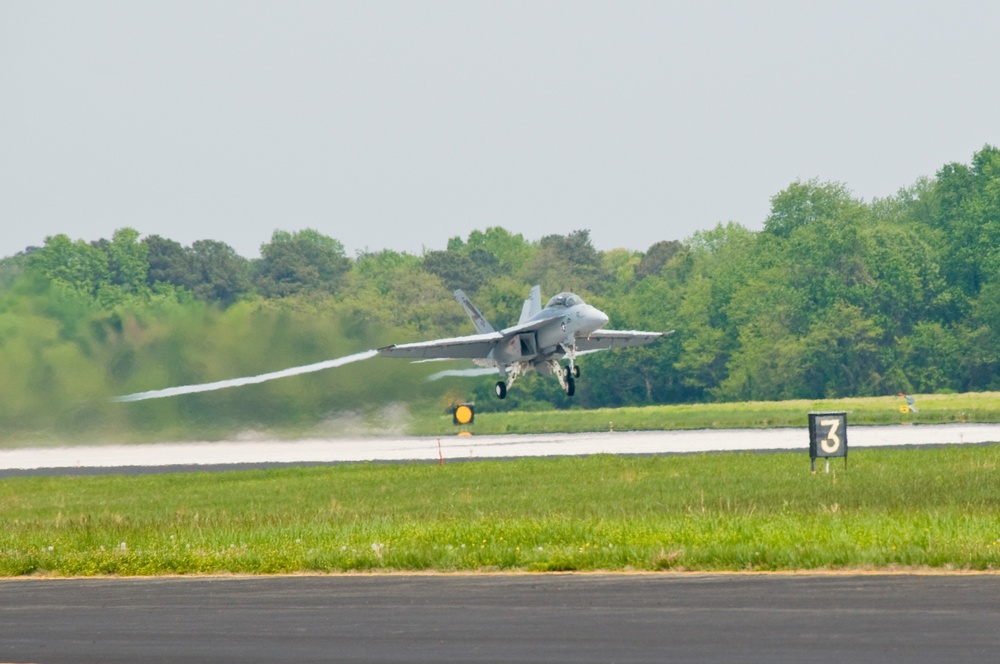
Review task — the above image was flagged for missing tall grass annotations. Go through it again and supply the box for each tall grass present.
[2,445,999,576]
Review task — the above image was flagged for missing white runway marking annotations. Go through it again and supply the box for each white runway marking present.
[1,423,998,471]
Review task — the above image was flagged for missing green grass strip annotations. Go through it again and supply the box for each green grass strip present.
[411,392,1000,435]
[3,444,1000,576]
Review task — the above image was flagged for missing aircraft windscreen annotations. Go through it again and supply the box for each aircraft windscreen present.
[546,293,583,308]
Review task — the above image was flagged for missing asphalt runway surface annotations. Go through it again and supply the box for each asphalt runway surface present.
[2,423,1000,476]
[2,574,999,664]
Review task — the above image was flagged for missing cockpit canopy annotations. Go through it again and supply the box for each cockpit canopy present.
[545,292,584,308]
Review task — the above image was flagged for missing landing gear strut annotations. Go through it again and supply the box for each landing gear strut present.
[494,364,525,399]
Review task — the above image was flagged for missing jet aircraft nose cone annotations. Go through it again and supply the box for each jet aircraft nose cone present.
[593,308,610,327]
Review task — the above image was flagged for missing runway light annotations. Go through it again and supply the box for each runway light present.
[453,403,474,426]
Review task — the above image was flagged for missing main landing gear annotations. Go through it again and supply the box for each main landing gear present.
[493,362,581,399]
[562,365,580,396]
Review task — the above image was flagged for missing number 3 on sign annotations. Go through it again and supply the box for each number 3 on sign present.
[818,418,841,454]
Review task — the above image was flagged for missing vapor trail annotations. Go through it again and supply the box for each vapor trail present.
[425,367,496,381]
[112,350,379,403]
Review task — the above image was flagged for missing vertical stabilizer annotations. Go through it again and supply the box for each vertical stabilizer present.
[518,285,542,324]
[453,290,496,334]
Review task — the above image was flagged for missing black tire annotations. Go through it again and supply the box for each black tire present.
[573,365,581,378]
[495,381,507,399]
[566,376,575,397]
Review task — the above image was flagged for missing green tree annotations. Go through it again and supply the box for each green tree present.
[29,228,153,307]
[799,302,885,397]
[144,235,192,290]
[635,240,684,280]
[924,145,1000,299]
[0,250,32,289]
[671,223,761,397]
[528,230,606,295]
[715,312,807,401]
[463,227,535,274]
[339,250,464,341]
[422,247,500,293]
[188,240,252,305]
[763,180,863,238]
[92,228,151,302]
[254,229,352,298]
[27,233,110,300]
[895,322,963,393]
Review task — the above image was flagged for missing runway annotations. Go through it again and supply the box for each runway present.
[1,423,999,473]
[2,574,998,664]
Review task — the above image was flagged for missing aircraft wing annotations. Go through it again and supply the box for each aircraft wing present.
[377,332,502,360]
[575,329,671,352]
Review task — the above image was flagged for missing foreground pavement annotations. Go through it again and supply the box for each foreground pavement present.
[1,574,998,664]
[1,423,999,473]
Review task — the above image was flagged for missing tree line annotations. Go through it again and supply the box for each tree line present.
[1,145,998,440]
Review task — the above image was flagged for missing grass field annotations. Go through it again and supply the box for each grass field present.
[3,444,1000,576]
[4,391,997,447]
[410,392,1000,436]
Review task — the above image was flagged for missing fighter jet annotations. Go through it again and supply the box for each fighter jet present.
[112,285,666,404]
[378,286,666,398]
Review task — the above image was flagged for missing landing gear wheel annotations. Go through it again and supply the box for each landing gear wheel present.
[573,365,580,378]
[565,376,575,397]
[495,381,507,399]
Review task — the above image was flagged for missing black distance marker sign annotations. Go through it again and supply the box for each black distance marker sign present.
[809,411,847,471]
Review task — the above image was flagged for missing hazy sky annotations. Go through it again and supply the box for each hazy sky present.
[2,1,999,259]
